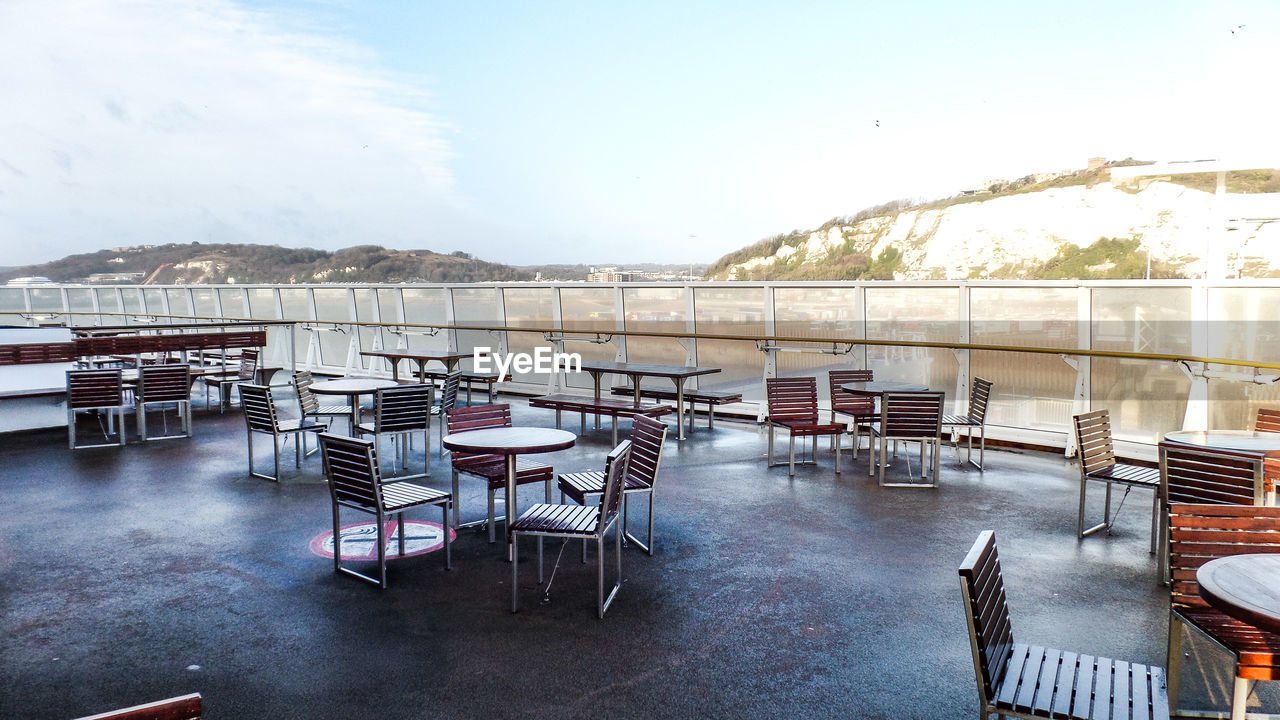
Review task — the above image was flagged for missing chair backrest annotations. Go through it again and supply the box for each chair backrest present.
[597,439,633,531]
[879,391,945,439]
[767,377,819,424]
[626,415,668,490]
[238,383,280,434]
[1257,407,1280,433]
[439,370,462,413]
[67,369,124,409]
[320,433,382,512]
[1073,409,1117,476]
[957,530,1014,703]
[1168,503,1280,611]
[1160,442,1265,506]
[138,364,191,403]
[236,349,259,381]
[293,369,320,415]
[446,404,513,462]
[967,377,993,424]
[828,369,875,414]
[73,692,202,720]
[372,384,432,432]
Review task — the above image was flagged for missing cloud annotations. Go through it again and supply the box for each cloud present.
[0,0,458,263]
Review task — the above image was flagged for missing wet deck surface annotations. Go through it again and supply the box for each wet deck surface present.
[0,395,1265,718]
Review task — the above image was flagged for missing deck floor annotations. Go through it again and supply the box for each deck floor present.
[0,394,1268,718]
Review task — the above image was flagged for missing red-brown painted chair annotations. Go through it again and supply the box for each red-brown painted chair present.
[66,368,128,449]
[239,383,325,482]
[1166,504,1280,720]
[1257,408,1280,433]
[959,530,1170,720]
[828,369,875,457]
[136,364,192,442]
[445,404,553,542]
[942,376,993,470]
[72,693,202,720]
[766,376,844,477]
[204,348,257,413]
[1074,409,1161,550]
[355,384,432,480]
[870,391,945,487]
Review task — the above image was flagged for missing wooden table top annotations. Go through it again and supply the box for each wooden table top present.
[572,361,721,379]
[841,381,930,394]
[1164,430,1280,454]
[309,378,399,395]
[1197,553,1280,634]
[442,427,576,455]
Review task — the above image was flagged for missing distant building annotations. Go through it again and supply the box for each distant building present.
[87,272,146,284]
[6,276,53,286]
[587,270,637,282]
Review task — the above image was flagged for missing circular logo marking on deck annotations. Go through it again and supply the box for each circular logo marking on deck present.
[309,521,455,560]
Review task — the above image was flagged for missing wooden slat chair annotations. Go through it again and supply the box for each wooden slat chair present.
[136,364,192,442]
[959,530,1170,720]
[204,348,258,413]
[354,384,433,480]
[73,692,202,720]
[765,376,844,477]
[319,433,451,588]
[239,383,325,482]
[828,369,875,457]
[445,404,554,542]
[67,369,128,449]
[1257,408,1280,433]
[1158,442,1266,582]
[870,391,945,488]
[511,439,630,618]
[559,414,669,555]
[434,370,462,455]
[1073,410,1161,551]
[942,376,993,470]
[1166,504,1280,720]
[293,370,353,443]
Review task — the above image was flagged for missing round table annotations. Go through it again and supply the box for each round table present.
[442,427,576,559]
[310,378,399,432]
[841,381,930,395]
[1197,553,1280,634]
[1164,430,1280,454]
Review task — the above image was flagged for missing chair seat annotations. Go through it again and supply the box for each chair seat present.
[558,470,651,505]
[381,481,451,512]
[277,418,326,433]
[510,503,599,535]
[771,419,844,436]
[311,404,352,416]
[992,642,1169,719]
[1086,462,1160,487]
[1176,607,1280,677]
[453,456,554,488]
[942,413,981,426]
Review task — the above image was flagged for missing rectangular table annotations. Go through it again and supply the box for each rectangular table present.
[565,360,721,441]
[360,350,474,384]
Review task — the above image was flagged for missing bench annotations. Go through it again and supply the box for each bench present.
[609,384,742,430]
[528,393,674,445]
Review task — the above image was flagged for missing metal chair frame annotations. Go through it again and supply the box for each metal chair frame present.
[136,364,192,442]
[66,369,128,449]
[239,383,325,482]
[206,349,258,413]
[446,404,553,542]
[942,376,992,470]
[293,370,353,446]
[511,440,630,618]
[765,376,844,477]
[1074,409,1162,551]
[870,391,945,488]
[320,433,451,589]
[434,370,462,455]
[355,384,433,480]
[828,369,875,457]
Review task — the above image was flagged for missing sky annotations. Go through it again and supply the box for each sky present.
[2,0,1278,268]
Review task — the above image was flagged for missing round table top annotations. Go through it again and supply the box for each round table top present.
[310,378,399,395]
[442,427,576,455]
[1164,430,1280,454]
[841,381,930,394]
[1197,553,1280,634]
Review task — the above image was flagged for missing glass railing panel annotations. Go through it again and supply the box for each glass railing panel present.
[622,287,688,367]
[401,288,449,354]
[96,289,122,317]
[502,287,555,384]
[313,288,353,368]
[774,286,864,405]
[352,289,379,372]
[217,289,247,320]
[452,287,501,373]
[190,288,216,319]
[864,286,960,393]
[28,288,64,314]
[1206,287,1280,429]
[694,286,764,398]
[558,287,618,390]
[0,288,27,326]
[247,289,280,319]
[166,289,192,318]
[969,287,1078,432]
[1091,286,1191,442]
[374,289,403,354]
[67,289,95,315]
[142,289,166,319]
[277,289,314,370]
